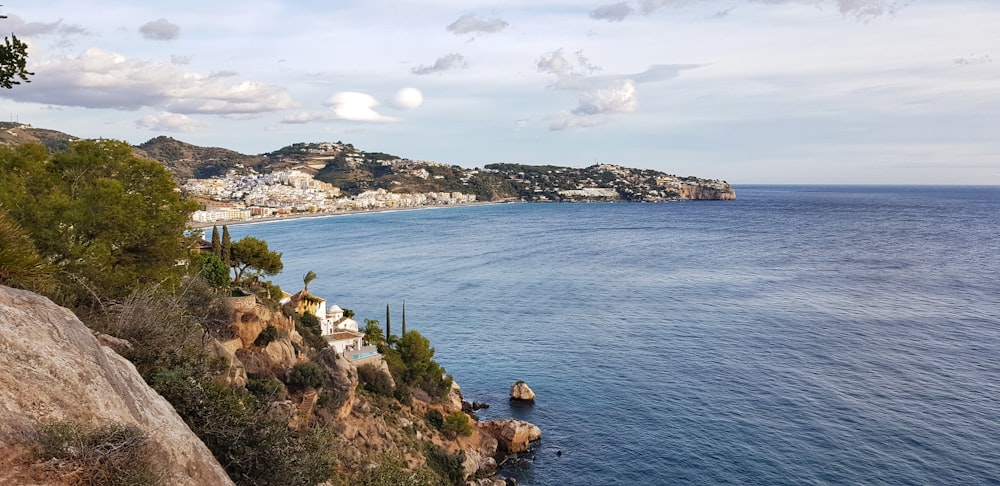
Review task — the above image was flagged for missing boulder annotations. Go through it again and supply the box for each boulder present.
[207,338,247,387]
[0,285,234,485]
[509,381,535,402]
[313,348,358,420]
[479,419,541,453]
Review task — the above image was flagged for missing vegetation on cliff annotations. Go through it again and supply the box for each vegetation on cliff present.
[0,139,494,485]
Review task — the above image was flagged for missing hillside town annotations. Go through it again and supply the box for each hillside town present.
[184,166,478,224]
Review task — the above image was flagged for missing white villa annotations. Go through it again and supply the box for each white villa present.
[290,290,368,356]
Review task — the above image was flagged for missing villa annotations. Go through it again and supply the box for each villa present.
[289,290,373,358]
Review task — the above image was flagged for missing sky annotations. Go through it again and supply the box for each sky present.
[1,0,998,184]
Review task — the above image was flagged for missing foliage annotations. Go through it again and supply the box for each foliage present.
[424,444,466,486]
[150,368,336,486]
[211,225,221,258]
[343,308,355,318]
[0,140,197,306]
[357,363,394,397]
[354,454,436,486]
[230,236,283,283]
[0,12,32,89]
[441,412,472,439]
[35,421,164,486]
[363,319,385,347]
[254,325,280,347]
[424,409,444,430]
[296,312,328,351]
[288,361,324,391]
[303,270,317,291]
[246,372,288,402]
[0,211,56,294]
[221,225,232,267]
[384,330,453,400]
[199,253,231,289]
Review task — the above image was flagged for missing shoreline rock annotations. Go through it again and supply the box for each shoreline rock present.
[479,418,542,454]
[509,380,535,402]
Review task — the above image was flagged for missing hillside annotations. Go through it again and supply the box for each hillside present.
[0,125,735,201]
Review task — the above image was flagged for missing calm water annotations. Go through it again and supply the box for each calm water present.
[229,186,1000,485]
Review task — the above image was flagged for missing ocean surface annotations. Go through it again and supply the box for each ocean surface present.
[229,185,1000,485]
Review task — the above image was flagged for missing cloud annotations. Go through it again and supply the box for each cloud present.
[135,112,198,132]
[170,55,191,65]
[536,49,601,86]
[139,18,180,41]
[954,54,992,66]
[283,91,397,124]
[411,53,468,75]
[590,2,635,22]
[388,88,424,110]
[1,14,87,37]
[446,13,509,34]
[572,79,638,115]
[2,48,296,115]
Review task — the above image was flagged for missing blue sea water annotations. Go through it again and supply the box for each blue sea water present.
[229,186,1000,485]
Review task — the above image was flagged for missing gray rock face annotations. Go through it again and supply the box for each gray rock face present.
[313,348,358,419]
[0,285,234,486]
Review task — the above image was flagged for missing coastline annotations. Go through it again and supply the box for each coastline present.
[187,201,506,230]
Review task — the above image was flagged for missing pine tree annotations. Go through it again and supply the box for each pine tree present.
[211,225,221,257]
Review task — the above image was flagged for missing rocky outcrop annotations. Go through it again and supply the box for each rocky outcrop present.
[0,285,234,485]
[675,180,736,200]
[208,338,248,387]
[509,380,536,402]
[313,348,358,420]
[479,419,542,453]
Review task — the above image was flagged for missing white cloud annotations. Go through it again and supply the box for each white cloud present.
[328,92,397,122]
[446,13,509,34]
[412,53,469,75]
[573,79,638,115]
[389,88,424,110]
[136,112,198,132]
[139,18,180,41]
[2,48,296,115]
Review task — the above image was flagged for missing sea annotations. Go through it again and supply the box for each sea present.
[228,185,1000,485]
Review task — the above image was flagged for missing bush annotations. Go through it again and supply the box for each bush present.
[424,444,465,486]
[357,363,394,397]
[296,312,328,351]
[36,421,163,486]
[247,372,287,402]
[441,412,472,439]
[288,361,324,391]
[424,409,444,430]
[254,325,279,347]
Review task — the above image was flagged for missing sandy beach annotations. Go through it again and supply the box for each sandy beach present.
[187,201,503,230]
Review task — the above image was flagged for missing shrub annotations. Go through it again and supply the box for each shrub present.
[441,412,472,439]
[357,363,394,397]
[247,372,287,402]
[296,312,328,351]
[254,325,279,347]
[35,421,163,486]
[288,361,324,391]
[424,409,444,431]
[424,444,466,486]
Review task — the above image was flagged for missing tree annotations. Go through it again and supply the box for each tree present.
[401,301,406,336]
[303,270,317,292]
[0,140,197,304]
[0,211,55,294]
[199,253,229,289]
[363,319,384,347]
[229,236,283,283]
[385,304,391,345]
[0,13,32,89]
[220,225,231,267]
[210,225,221,258]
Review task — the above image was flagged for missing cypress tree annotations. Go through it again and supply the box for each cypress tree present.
[211,225,221,257]
[385,304,391,342]
[401,301,406,336]
[221,225,231,267]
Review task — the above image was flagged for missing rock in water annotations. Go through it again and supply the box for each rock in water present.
[480,418,542,453]
[509,380,536,402]
[0,285,234,485]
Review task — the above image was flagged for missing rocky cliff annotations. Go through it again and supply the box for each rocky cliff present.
[0,285,234,485]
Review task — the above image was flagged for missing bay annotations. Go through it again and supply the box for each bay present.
[229,185,1000,485]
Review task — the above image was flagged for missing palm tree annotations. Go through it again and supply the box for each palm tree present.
[303,270,317,293]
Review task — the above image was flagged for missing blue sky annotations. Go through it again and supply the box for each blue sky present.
[2,0,998,184]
